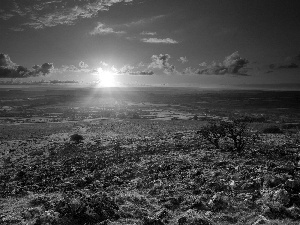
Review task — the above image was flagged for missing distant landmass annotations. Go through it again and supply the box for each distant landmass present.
[235,83,300,91]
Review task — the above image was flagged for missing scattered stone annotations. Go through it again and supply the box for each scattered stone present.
[274,164,295,175]
[241,181,260,191]
[285,179,300,192]
[263,175,284,188]
[260,188,290,208]
[272,189,290,206]
[155,209,171,220]
[286,204,300,219]
[143,217,165,225]
[207,192,228,211]
[177,210,212,225]
[189,198,208,211]
[252,215,270,225]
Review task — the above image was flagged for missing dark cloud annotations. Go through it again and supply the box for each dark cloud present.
[0,53,54,78]
[269,54,300,70]
[196,51,248,75]
[128,70,154,75]
[278,63,299,69]
[149,54,177,74]
[117,65,153,75]
[32,63,54,75]
[182,67,196,75]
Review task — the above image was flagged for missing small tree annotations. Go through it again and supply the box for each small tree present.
[198,122,226,149]
[70,134,84,144]
[221,120,250,152]
[198,119,253,152]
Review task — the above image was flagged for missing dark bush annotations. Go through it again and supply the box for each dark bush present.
[263,126,283,134]
[70,134,84,144]
[221,120,250,152]
[198,119,253,152]
[23,192,120,225]
[197,122,226,149]
[282,123,300,130]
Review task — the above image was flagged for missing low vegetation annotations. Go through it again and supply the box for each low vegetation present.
[263,126,284,134]
[198,119,257,153]
[1,119,300,224]
[70,134,84,144]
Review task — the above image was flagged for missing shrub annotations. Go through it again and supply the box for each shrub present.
[70,134,84,144]
[23,192,120,225]
[263,126,283,134]
[54,191,119,224]
[198,119,253,152]
[197,122,226,149]
[221,120,250,152]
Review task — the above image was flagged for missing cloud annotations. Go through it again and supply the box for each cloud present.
[182,67,196,75]
[125,15,165,27]
[128,70,154,75]
[9,27,25,32]
[0,53,16,67]
[199,62,207,67]
[141,38,178,44]
[32,63,54,75]
[79,61,88,69]
[149,54,177,74]
[277,63,299,69]
[140,31,157,36]
[90,22,125,35]
[269,53,300,70]
[0,53,54,78]
[179,56,188,64]
[57,64,92,73]
[0,12,14,20]
[118,65,135,74]
[196,51,249,75]
[100,61,108,67]
[115,65,153,75]
[2,0,132,30]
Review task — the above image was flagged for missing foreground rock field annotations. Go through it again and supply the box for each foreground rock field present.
[1,119,300,225]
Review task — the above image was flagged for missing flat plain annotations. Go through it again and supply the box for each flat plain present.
[1,86,300,225]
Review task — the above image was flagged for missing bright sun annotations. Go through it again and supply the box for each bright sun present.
[98,70,116,87]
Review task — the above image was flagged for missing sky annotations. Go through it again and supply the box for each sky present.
[0,0,300,88]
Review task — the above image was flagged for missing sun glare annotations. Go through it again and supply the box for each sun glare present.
[98,70,116,87]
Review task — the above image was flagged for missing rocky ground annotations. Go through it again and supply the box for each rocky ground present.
[1,119,300,225]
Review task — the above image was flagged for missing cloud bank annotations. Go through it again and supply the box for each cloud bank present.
[269,53,300,70]
[149,54,177,74]
[1,0,133,30]
[0,53,54,78]
[196,51,248,75]
[117,65,153,75]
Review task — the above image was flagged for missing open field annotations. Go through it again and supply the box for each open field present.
[1,86,300,224]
